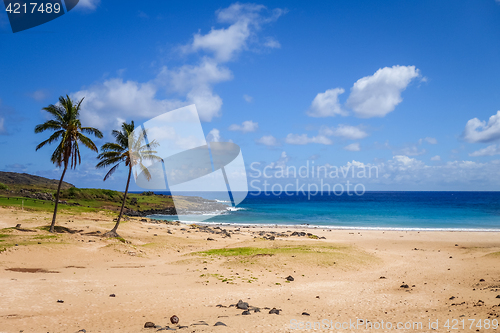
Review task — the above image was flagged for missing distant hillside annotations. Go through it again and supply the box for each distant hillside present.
[0,171,74,190]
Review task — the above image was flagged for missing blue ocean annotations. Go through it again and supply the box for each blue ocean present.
[145,192,500,231]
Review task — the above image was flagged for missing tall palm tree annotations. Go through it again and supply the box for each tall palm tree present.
[96,121,161,237]
[35,95,103,233]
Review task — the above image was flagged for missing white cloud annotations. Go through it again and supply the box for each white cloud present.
[431,155,441,161]
[263,37,281,48]
[394,145,426,156]
[0,117,5,135]
[29,90,48,102]
[73,78,185,129]
[77,0,100,11]
[320,124,368,140]
[344,143,360,151]
[256,135,279,146]
[243,94,253,103]
[306,88,346,117]
[463,111,500,143]
[420,137,437,144]
[206,128,221,142]
[346,65,420,118]
[183,3,283,62]
[72,4,283,129]
[469,144,500,157]
[229,120,258,133]
[285,133,332,145]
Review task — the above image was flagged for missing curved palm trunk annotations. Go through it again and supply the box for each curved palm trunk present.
[110,165,132,234]
[49,164,68,233]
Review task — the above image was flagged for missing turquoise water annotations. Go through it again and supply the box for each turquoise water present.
[147,192,500,231]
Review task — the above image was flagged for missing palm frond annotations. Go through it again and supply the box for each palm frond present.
[35,130,64,151]
[81,127,103,139]
[103,163,120,181]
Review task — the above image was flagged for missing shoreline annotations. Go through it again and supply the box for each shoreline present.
[148,216,500,232]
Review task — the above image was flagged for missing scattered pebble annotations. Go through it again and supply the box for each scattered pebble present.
[236,300,249,310]
[144,322,155,328]
[269,308,280,315]
[170,315,179,324]
[214,322,227,326]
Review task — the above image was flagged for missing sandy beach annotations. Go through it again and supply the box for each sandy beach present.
[1,206,500,333]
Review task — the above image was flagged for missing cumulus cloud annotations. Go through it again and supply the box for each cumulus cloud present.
[346,65,420,118]
[306,88,346,117]
[182,3,284,62]
[394,145,426,156]
[73,78,184,129]
[243,94,253,103]
[77,0,100,11]
[469,144,500,157]
[0,117,5,135]
[29,89,48,102]
[256,135,279,146]
[463,111,500,143]
[285,133,332,145]
[419,137,437,145]
[431,155,441,161]
[320,124,368,140]
[206,128,221,142]
[344,143,361,151]
[229,120,258,133]
[71,4,283,130]
[263,37,281,48]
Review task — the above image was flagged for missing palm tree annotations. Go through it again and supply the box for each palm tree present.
[35,95,103,233]
[96,121,161,237]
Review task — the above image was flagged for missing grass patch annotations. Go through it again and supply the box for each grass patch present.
[32,235,58,240]
[194,242,378,268]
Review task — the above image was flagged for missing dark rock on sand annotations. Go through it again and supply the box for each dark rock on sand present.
[302,312,310,316]
[109,294,116,297]
[496,295,500,299]
[242,310,251,315]
[170,315,179,324]
[480,279,485,282]
[192,321,209,326]
[286,275,294,282]
[214,321,227,326]
[269,308,280,315]
[254,308,260,313]
[400,284,409,288]
[57,299,64,303]
[144,322,155,328]
[236,300,249,310]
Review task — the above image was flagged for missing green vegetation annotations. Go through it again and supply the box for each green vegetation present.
[195,243,377,268]
[197,245,342,257]
[0,183,9,190]
[60,187,123,201]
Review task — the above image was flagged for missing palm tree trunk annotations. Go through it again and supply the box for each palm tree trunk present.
[111,165,132,233]
[49,164,68,233]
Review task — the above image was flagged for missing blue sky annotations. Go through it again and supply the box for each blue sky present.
[1,0,500,191]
